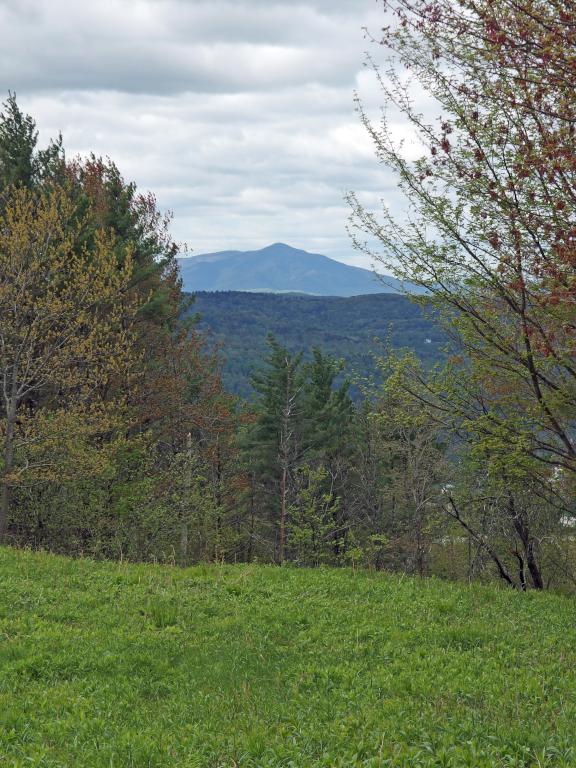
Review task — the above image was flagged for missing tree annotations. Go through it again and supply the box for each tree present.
[142,323,245,566]
[246,339,355,564]
[348,0,576,478]
[248,335,305,563]
[64,155,182,327]
[0,96,256,564]
[288,464,343,566]
[444,470,555,590]
[0,184,138,539]
[302,348,352,457]
[378,348,574,588]
[0,92,63,192]
[300,348,354,559]
[374,352,447,576]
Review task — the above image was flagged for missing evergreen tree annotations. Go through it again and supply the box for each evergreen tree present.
[0,92,63,192]
[247,341,354,564]
[302,348,352,457]
[65,155,182,328]
[300,349,353,560]
[248,335,305,562]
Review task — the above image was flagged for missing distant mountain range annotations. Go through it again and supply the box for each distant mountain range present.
[177,243,422,297]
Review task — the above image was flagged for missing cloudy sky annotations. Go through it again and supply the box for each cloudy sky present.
[0,0,415,267]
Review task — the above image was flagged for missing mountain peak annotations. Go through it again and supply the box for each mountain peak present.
[177,244,421,297]
[261,242,303,255]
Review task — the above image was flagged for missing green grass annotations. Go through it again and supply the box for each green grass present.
[1,548,575,767]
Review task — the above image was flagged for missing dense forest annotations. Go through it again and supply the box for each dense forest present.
[0,0,575,593]
[191,291,446,397]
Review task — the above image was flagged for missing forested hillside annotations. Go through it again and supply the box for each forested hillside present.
[190,291,446,396]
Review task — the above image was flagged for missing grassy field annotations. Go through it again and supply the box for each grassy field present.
[1,548,575,767]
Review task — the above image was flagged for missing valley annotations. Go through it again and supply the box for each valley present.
[189,291,446,397]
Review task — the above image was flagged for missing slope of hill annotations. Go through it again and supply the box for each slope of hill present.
[177,243,423,296]
[2,547,575,767]
[189,291,446,397]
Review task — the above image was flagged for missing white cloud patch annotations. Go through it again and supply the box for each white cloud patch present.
[0,0,431,267]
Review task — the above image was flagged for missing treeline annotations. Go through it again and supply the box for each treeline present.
[2,0,576,592]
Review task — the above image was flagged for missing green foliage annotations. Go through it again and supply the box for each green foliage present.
[0,93,36,189]
[189,291,446,398]
[0,92,63,191]
[302,348,353,456]
[244,337,354,564]
[66,155,181,328]
[1,90,573,596]
[248,334,306,473]
[375,349,575,589]
[348,0,576,481]
[1,548,576,767]
[288,465,344,566]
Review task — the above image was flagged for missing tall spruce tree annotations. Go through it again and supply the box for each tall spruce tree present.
[247,340,354,564]
[248,335,305,563]
[300,349,353,559]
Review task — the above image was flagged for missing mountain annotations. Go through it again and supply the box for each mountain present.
[177,243,421,297]
[188,291,446,398]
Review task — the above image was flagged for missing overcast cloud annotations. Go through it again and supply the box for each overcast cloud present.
[0,0,421,267]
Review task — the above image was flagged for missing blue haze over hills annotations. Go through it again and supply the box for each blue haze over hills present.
[177,243,420,297]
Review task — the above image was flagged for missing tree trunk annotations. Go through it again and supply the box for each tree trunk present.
[279,463,287,564]
[514,550,527,591]
[278,366,293,565]
[179,431,192,567]
[0,398,17,543]
[526,543,544,590]
[415,516,425,577]
[508,495,545,590]
[247,473,256,562]
[446,496,517,589]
